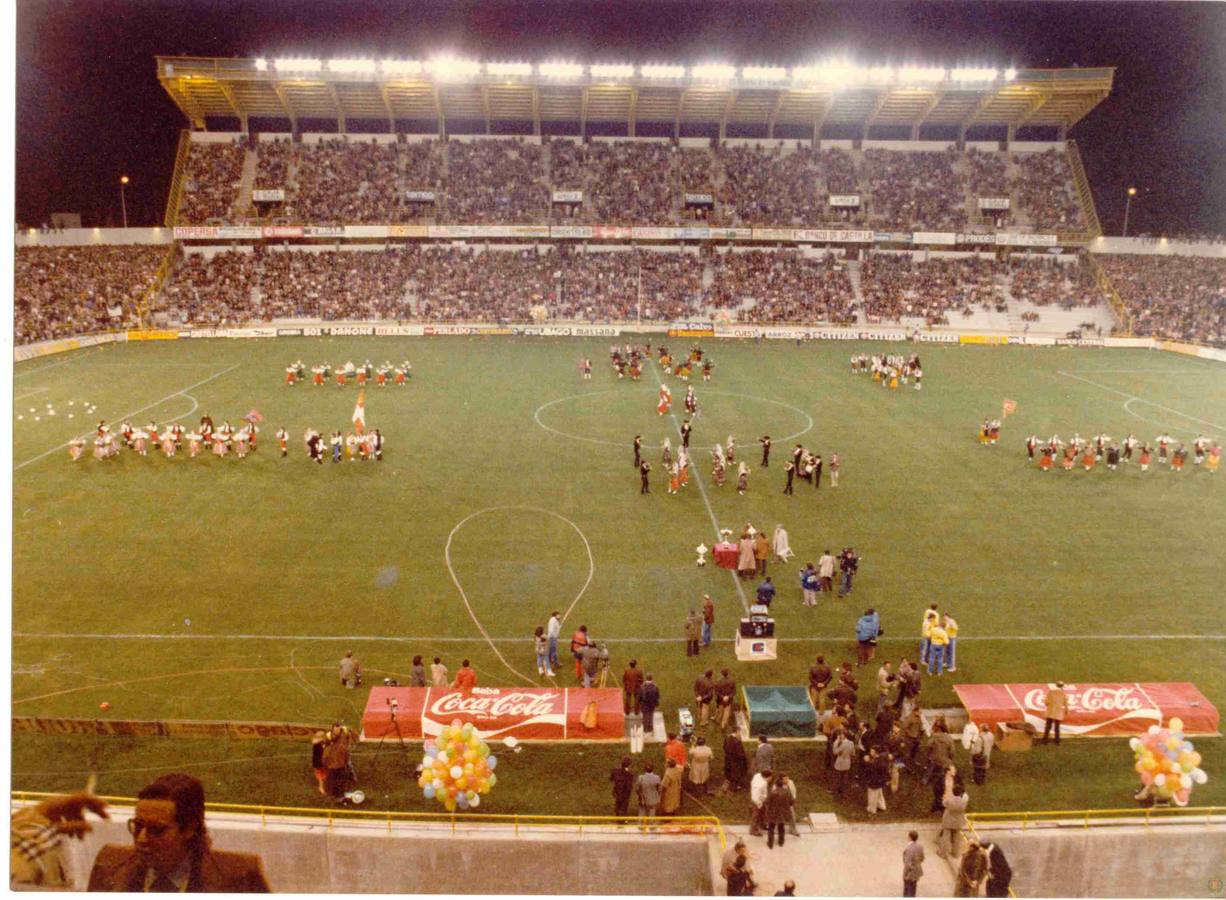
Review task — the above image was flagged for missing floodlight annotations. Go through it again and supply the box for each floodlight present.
[641,64,686,79]
[254,58,268,71]
[742,66,788,82]
[691,63,736,82]
[898,66,944,83]
[329,59,377,73]
[427,57,481,80]
[487,62,532,77]
[591,63,634,79]
[1004,68,1018,81]
[951,67,998,82]
[274,58,323,72]
[539,61,584,79]
[381,59,423,75]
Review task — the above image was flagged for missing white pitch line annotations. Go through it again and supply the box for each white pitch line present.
[1058,370,1226,434]
[14,364,241,471]
[444,505,595,685]
[13,347,99,379]
[14,388,49,401]
[652,362,751,613]
[12,631,1225,643]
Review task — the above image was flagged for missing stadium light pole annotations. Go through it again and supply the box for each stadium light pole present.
[120,176,130,228]
[1122,186,1137,237]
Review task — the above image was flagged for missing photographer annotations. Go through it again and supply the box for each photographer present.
[322,723,355,800]
[838,548,860,597]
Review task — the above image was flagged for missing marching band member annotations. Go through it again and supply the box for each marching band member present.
[661,437,672,468]
[276,427,288,457]
[1039,445,1054,471]
[233,428,250,458]
[346,432,359,462]
[160,428,176,458]
[1207,443,1220,474]
[394,366,407,386]
[1139,444,1152,472]
[1156,434,1173,463]
[120,421,134,447]
[678,447,691,489]
[92,435,108,460]
[1172,444,1187,472]
[186,430,202,458]
[1193,436,1208,465]
[657,384,672,415]
[1081,443,1096,471]
[736,461,749,496]
[1123,433,1138,464]
[1026,435,1038,463]
[313,365,326,387]
[285,364,297,386]
[726,435,736,465]
[68,437,86,461]
[668,461,681,495]
[372,429,384,462]
[712,445,726,487]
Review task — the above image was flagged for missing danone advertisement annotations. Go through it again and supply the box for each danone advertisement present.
[954,683,1219,736]
[361,686,625,742]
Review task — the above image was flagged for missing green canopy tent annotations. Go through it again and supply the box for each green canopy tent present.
[742,686,818,738]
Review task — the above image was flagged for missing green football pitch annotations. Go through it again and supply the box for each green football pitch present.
[11,337,1226,817]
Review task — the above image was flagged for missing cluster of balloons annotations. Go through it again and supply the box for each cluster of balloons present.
[417,719,499,811]
[1131,718,1208,806]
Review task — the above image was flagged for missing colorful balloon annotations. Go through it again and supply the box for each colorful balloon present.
[419,732,500,811]
[1168,717,1184,733]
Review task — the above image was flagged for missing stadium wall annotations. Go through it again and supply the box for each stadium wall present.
[1088,237,1226,258]
[42,809,714,895]
[16,227,173,247]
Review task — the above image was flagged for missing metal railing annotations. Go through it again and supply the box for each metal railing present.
[163,129,193,228]
[1063,139,1103,243]
[968,806,1223,830]
[11,792,725,848]
[1085,251,1133,334]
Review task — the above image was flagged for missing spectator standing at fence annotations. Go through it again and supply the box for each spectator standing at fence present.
[88,773,270,892]
[955,841,988,896]
[611,756,635,817]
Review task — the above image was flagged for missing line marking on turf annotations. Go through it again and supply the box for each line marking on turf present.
[651,361,752,613]
[13,347,100,379]
[14,388,49,401]
[14,363,241,471]
[1063,369,1222,375]
[1057,370,1226,434]
[534,387,813,450]
[1120,397,1198,435]
[14,631,1225,643]
[444,505,595,686]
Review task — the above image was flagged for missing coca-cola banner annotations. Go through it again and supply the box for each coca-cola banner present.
[360,687,625,742]
[955,683,1219,737]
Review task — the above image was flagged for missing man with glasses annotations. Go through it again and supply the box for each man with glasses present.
[87,773,270,892]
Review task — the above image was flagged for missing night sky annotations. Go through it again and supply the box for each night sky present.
[14,0,1226,236]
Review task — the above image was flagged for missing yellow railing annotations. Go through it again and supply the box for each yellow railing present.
[1085,253,1132,334]
[1063,139,1103,243]
[10,792,725,848]
[968,806,1223,830]
[163,129,193,228]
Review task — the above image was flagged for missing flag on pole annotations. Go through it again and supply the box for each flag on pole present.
[244,409,264,424]
[352,388,366,435]
[1002,398,1018,418]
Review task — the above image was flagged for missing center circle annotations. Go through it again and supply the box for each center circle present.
[534,388,814,449]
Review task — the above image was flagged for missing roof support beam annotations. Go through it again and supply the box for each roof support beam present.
[864,89,891,139]
[531,87,540,136]
[167,81,206,130]
[579,86,589,139]
[628,88,638,137]
[675,89,685,140]
[767,92,787,140]
[433,85,445,138]
[812,95,834,148]
[481,84,491,135]
[912,90,944,140]
[325,83,346,133]
[271,83,297,133]
[719,91,736,142]
[377,83,396,133]
[214,81,248,133]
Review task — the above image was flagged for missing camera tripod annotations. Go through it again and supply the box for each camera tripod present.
[371,700,412,769]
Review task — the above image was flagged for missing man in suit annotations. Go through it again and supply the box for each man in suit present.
[902,830,925,897]
[937,783,970,860]
[87,773,270,892]
[981,840,1013,897]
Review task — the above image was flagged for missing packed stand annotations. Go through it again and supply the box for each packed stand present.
[178,141,244,224]
[1014,149,1086,231]
[705,250,857,324]
[401,140,445,221]
[1098,254,1226,347]
[717,145,827,227]
[441,139,550,224]
[864,150,967,232]
[1009,257,1101,308]
[860,254,1004,325]
[14,246,164,343]
[584,142,677,225]
[292,139,401,225]
[259,248,417,320]
[161,249,260,325]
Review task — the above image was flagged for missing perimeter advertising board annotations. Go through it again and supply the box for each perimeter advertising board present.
[361,687,625,742]
[954,683,1219,737]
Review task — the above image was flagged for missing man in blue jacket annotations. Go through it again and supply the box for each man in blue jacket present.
[856,608,881,667]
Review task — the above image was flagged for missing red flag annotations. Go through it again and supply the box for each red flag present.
[244,409,264,423]
[352,389,366,435]
[1002,399,1018,418]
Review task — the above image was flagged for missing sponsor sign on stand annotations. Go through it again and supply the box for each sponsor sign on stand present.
[551,226,594,239]
[632,227,677,240]
[374,325,425,336]
[954,682,1219,737]
[262,226,304,239]
[684,193,714,205]
[708,227,753,240]
[956,233,996,245]
[670,320,716,338]
[828,194,861,207]
[361,686,625,741]
[405,191,436,203]
[752,228,795,242]
[912,332,960,343]
[219,226,263,239]
[388,225,429,238]
[959,335,1008,345]
[276,328,304,336]
[978,197,1011,210]
[552,190,584,203]
[1055,337,1106,347]
[912,232,958,246]
[173,226,219,240]
[328,326,375,336]
[715,326,762,339]
[126,330,180,342]
[304,226,346,239]
[996,232,1057,247]
[252,189,285,202]
[592,226,634,240]
[875,232,913,244]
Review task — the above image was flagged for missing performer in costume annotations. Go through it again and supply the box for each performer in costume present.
[68,437,86,461]
[657,384,672,415]
[276,427,289,458]
[662,437,672,468]
[1139,444,1152,471]
[736,462,749,496]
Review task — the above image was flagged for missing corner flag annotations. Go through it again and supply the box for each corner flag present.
[352,388,366,435]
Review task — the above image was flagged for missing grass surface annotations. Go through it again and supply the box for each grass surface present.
[11,337,1226,819]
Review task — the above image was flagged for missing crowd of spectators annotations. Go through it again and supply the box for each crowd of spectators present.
[178,141,244,224]
[14,246,164,343]
[1098,254,1226,347]
[161,248,261,325]
[860,254,1003,325]
[175,137,1098,235]
[706,250,857,324]
[864,150,967,233]
[1009,257,1100,308]
[1014,149,1085,231]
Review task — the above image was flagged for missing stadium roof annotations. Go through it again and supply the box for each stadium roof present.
[156,56,1113,137]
